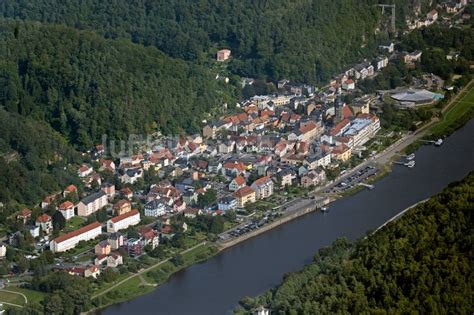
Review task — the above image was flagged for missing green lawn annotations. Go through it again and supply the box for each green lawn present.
[94,242,218,309]
[0,290,26,306]
[65,216,86,232]
[431,85,474,136]
[4,287,46,305]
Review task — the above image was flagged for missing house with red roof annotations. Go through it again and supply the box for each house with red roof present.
[331,144,352,162]
[78,164,93,178]
[251,176,274,200]
[222,161,247,177]
[84,265,101,278]
[234,186,256,208]
[17,208,32,224]
[113,200,132,216]
[107,253,123,268]
[63,184,78,198]
[95,240,111,256]
[100,159,116,172]
[41,193,59,210]
[58,201,75,220]
[36,214,53,234]
[229,175,247,192]
[138,226,159,249]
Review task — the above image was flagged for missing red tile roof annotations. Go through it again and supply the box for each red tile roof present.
[64,185,77,193]
[59,201,74,210]
[252,176,271,187]
[299,121,317,134]
[343,106,353,119]
[53,222,101,244]
[36,214,52,223]
[330,118,351,136]
[234,186,255,198]
[234,175,246,186]
[18,208,32,217]
[113,200,131,210]
[110,209,139,223]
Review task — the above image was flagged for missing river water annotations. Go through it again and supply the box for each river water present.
[101,119,474,315]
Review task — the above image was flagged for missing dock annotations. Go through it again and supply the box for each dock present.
[419,138,443,146]
[394,160,415,168]
[357,183,375,190]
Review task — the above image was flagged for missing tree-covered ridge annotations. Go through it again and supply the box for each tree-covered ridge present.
[0,0,421,83]
[239,172,474,314]
[0,20,232,148]
[0,109,81,207]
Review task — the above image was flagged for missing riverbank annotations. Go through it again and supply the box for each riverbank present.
[73,83,474,314]
[217,197,330,250]
[238,172,474,314]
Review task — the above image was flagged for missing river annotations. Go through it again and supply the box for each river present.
[101,119,474,315]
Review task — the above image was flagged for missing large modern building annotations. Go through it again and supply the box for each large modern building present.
[341,115,381,148]
[391,89,443,105]
[50,222,102,253]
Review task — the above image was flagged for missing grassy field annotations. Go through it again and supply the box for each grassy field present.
[92,242,218,310]
[64,216,86,232]
[430,85,474,136]
[0,290,26,306]
[3,287,46,305]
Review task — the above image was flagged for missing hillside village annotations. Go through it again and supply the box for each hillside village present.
[0,0,470,293]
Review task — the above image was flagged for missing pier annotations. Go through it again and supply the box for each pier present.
[394,160,415,168]
[357,183,375,190]
[419,138,443,146]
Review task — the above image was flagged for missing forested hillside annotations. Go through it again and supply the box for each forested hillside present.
[0,20,232,148]
[238,172,474,314]
[0,0,424,83]
[0,109,82,207]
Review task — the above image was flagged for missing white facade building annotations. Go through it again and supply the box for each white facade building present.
[144,200,167,217]
[107,210,140,233]
[50,222,102,253]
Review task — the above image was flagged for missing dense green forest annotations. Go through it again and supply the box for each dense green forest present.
[0,20,232,147]
[0,109,81,207]
[0,0,426,83]
[238,172,474,314]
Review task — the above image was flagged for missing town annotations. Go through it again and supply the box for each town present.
[0,0,471,312]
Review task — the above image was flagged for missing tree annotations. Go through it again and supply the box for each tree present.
[52,211,66,230]
[210,216,225,234]
[171,254,185,267]
[197,189,217,208]
[45,294,64,315]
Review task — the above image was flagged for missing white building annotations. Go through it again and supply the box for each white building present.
[0,244,6,258]
[144,200,167,217]
[120,168,143,184]
[107,209,140,233]
[251,176,274,200]
[50,222,102,253]
[58,201,75,220]
[341,115,381,148]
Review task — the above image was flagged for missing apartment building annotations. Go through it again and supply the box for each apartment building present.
[107,209,140,233]
[50,222,102,253]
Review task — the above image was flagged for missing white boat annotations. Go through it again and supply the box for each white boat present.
[435,139,443,146]
[321,207,329,213]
